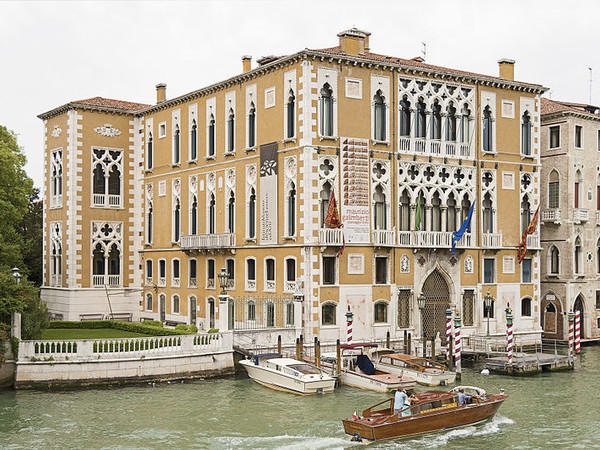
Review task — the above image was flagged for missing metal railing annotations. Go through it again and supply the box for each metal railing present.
[228,295,295,330]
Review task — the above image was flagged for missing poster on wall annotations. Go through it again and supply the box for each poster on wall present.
[340,137,370,243]
[260,142,278,244]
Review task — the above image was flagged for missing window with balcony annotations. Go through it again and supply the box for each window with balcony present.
[172,259,180,286]
[460,104,471,144]
[399,189,411,231]
[373,90,386,141]
[399,96,411,137]
[521,195,531,234]
[322,302,337,326]
[207,259,215,289]
[208,114,216,157]
[323,256,336,285]
[285,258,296,291]
[286,90,295,139]
[92,148,122,208]
[373,185,387,230]
[246,258,256,290]
[375,257,387,285]
[146,201,153,244]
[265,257,275,291]
[50,149,63,207]
[482,193,494,233]
[483,258,495,284]
[247,102,256,148]
[159,259,166,286]
[146,293,153,311]
[522,258,532,283]
[173,124,180,165]
[226,258,235,289]
[320,182,332,227]
[320,83,334,137]
[247,188,256,239]
[91,222,121,287]
[431,191,442,232]
[146,132,153,169]
[172,295,180,314]
[50,237,62,287]
[521,111,532,156]
[146,259,153,284]
[521,297,532,317]
[189,259,197,287]
[548,171,559,209]
[287,182,296,236]
[550,245,560,275]
[374,301,388,323]
[575,125,583,148]
[227,191,235,233]
[549,125,560,149]
[482,105,493,152]
[190,120,197,161]
[431,100,441,140]
[226,108,235,153]
[446,103,457,141]
[447,194,457,232]
[416,98,426,138]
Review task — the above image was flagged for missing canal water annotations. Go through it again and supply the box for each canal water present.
[1,347,599,449]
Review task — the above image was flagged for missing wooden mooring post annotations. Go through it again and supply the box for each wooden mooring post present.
[336,339,342,376]
[295,338,300,360]
[403,330,408,353]
[407,333,412,356]
[277,335,282,355]
[299,334,304,359]
[431,337,436,359]
[316,340,321,368]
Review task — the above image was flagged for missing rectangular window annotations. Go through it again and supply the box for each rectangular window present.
[463,290,474,326]
[247,259,256,281]
[323,256,336,285]
[549,125,560,148]
[483,258,495,284]
[207,259,215,288]
[173,260,180,279]
[575,125,582,148]
[173,296,180,314]
[286,259,296,283]
[596,291,600,309]
[226,259,235,283]
[597,186,600,210]
[549,182,559,209]
[189,259,197,286]
[397,289,411,328]
[575,182,580,208]
[146,260,153,280]
[375,257,387,284]
[158,122,166,138]
[522,258,532,283]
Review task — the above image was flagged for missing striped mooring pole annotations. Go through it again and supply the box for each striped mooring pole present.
[506,304,513,365]
[446,308,453,364]
[345,306,353,344]
[453,312,462,378]
[575,310,581,354]
[568,310,575,359]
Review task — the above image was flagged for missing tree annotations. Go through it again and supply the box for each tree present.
[20,189,43,286]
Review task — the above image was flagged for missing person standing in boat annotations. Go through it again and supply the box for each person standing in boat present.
[457,388,472,405]
[394,389,410,415]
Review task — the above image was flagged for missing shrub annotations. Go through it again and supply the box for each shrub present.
[142,319,163,328]
[175,324,198,334]
[48,320,195,336]
[208,328,219,333]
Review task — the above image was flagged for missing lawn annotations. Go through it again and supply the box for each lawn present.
[41,328,152,340]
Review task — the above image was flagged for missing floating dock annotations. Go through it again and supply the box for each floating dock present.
[483,352,573,375]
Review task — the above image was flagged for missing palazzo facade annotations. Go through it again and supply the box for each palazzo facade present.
[39,29,546,344]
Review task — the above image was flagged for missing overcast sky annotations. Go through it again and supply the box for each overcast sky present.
[1,0,599,190]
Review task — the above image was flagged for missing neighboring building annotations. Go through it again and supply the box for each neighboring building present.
[540,98,600,339]
[39,29,546,345]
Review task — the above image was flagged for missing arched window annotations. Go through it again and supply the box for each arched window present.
[373,90,386,141]
[460,105,471,144]
[320,181,332,227]
[173,198,181,242]
[482,193,494,233]
[172,259,180,283]
[246,258,256,290]
[447,193,457,232]
[93,243,104,276]
[266,302,275,327]
[550,245,560,275]
[248,187,256,238]
[247,300,256,321]
[286,90,295,139]
[374,301,388,323]
[146,293,153,311]
[208,297,215,329]
[172,295,180,314]
[521,297,532,317]
[446,103,457,141]
[190,196,197,235]
[431,191,442,232]
[147,202,153,244]
[190,120,197,161]
[373,185,387,230]
[285,258,296,289]
[208,114,215,157]
[287,182,296,236]
[145,259,152,282]
[322,302,337,326]
[548,170,559,209]
[147,132,153,169]
[93,164,105,197]
[521,195,531,234]
[265,257,275,291]
[173,124,180,164]
[189,259,197,287]
[228,191,235,233]
[248,102,256,148]
[320,83,334,137]
[208,193,215,234]
[461,197,472,224]
[431,100,441,140]
[521,111,532,156]
[108,167,120,198]
[597,239,600,274]
[574,236,583,275]
[399,96,411,137]
[227,108,235,152]
[574,170,582,209]
[416,98,426,138]
[482,105,493,152]
[159,294,166,322]
[399,189,411,231]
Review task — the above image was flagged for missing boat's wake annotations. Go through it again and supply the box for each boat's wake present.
[206,434,354,449]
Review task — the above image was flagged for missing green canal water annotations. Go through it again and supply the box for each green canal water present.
[1,348,599,449]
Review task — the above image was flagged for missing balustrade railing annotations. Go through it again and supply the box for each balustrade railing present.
[396,230,472,248]
[318,228,344,246]
[284,281,296,292]
[181,233,235,250]
[265,280,276,291]
[93,194,121,208]
[92,274,121,287]
[526,234,540,249]
[372,229,396,246]
[542,209,561,222]
[574,208,589,222]
[189,277,197,288]
[206,278,215,290]
[481,233,502,248]
[50,274,62,287]
[397,137,473,159]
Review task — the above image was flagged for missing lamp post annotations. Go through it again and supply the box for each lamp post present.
[11,267,22,340]
[417,292,426,357]
[483,290,494,336]
[217,268,231,331]
[12,267,22,285]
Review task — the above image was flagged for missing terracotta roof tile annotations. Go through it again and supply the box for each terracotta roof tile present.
[541,97,600,118]
[73,97,150,112]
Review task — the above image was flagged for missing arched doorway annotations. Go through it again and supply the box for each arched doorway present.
[421,270,451,344]
[543,302,557,334]
[574,295,585,338]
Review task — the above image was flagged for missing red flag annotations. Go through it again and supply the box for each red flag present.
[324,190,345,257]
[518,205,540,263]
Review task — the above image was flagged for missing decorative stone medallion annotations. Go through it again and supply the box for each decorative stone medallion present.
[51,125,62,138]
[94,124,122,137]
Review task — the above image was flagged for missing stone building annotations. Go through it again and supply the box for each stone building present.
[540,98,600,339]
[38,29,546,344]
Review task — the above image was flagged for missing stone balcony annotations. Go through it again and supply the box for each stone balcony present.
[318,228,344,246]
[398,137,473,159]
[372,229,396,246]
[526,234,541,250]
[542,209,561,223]
[481,232,503,248]
[181,233,235,252]
[573,208,589,223]
[397,230,472,249]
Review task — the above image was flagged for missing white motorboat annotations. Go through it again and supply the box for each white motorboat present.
[239,353,337,395]
[372,351,456,387]
[321,344,416,393]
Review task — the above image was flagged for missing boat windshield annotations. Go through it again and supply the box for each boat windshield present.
[287,364,322,375]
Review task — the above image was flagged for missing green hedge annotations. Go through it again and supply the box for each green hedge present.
[175,324,198,334]
[142,319,163,328]
[48,320,194,336]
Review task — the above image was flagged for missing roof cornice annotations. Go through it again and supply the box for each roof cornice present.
[38,102,139,120]
[542,109,600,123]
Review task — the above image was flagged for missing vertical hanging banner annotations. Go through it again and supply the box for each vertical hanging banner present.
[340,137,370,243]
[260,142,278,244]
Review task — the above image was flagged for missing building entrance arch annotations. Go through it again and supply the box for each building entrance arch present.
[574,295,585,338]
[421,269,451,344]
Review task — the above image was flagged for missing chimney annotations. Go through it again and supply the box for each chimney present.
[156,83,167,104]
[242,55,252,73]
[498,59,515,81]
[337,28,371,56]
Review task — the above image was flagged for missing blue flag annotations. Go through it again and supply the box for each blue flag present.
[451,202,475,255]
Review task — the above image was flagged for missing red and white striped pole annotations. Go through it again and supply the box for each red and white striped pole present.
[574,310,581,354]
[506,304,513,365]
[345,306,353,344]
[453,312,462,378]
[446,308,452,365]
[568,310,575,360]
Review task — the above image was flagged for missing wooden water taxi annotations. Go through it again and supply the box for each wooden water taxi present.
[321,344,416,393]
[239,353,336,395]
[373,352,456,386]
[342,386,507,443]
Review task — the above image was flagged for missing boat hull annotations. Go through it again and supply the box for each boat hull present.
[340,371,416,393]
[342,396,506,442]
[375,364,456,386]
[240,360,336,395]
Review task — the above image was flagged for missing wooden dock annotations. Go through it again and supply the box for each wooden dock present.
[483,352,573,375]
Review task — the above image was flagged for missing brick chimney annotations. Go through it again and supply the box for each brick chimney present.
[338,28,371,56]
[242,55,252,73]
[156,83,166,104]
[498,59,515,81]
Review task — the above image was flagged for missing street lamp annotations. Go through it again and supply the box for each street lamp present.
[417,292,426,357]
[483,290,494,336]
[12,267,22,285]
[217,267,230,298]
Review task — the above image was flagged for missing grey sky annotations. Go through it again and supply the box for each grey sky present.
[1,0,598,190]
